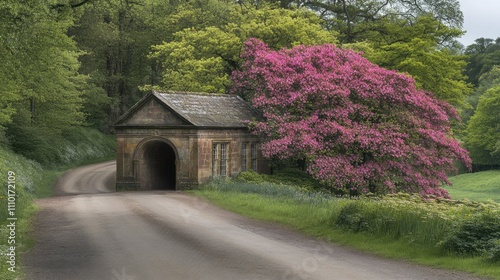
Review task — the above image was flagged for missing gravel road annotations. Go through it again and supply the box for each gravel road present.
[23,161,487,280]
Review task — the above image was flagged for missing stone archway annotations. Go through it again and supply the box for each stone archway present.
[134,138,177,190]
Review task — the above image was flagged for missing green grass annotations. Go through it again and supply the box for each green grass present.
[447,170,500,203]
[193,179,500,280]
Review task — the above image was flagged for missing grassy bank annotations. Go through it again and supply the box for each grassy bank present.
[0,127,115,279]
[0,147,40,279]
[194,177,500,279]
[447,170,500,203]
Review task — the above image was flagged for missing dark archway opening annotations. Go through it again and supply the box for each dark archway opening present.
[143,141,176,190]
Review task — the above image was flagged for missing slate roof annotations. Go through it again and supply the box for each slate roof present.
[116,91,260,128]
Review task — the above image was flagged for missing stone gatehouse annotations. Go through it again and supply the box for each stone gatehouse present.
[114,91,270,190]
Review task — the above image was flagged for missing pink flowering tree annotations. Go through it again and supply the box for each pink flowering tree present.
[232,39,471,197]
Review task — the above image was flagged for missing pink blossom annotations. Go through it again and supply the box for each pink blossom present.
[232,39,471,197]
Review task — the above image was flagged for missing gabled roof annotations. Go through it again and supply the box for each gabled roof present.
[115,91,260,128]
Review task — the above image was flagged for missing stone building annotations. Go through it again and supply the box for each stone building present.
[114,91,270,190]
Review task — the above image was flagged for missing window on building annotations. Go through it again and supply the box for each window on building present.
[251,143,258,171]
[212,144,218,177]
[241,143,247,172]
[213,143,229,177]
[220,143,227,176]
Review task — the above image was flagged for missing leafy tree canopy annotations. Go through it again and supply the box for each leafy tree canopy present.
[465,37,500,87]
[345,16,471,108]
[462,66,500,123]
[465,81,500,167]
[149,2,337,93]
[233,39,471,197]
[0,0,88,162]
[68,0,160,128]
[260,0,463,45]
[0,0,85,131]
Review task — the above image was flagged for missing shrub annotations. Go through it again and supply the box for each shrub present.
[336,202,371,232]
[6,125,115,166]
[332,195,453,245]
[236,170,267,184]
[232,39,471,197]
[237,168,322,191]
[488,240,500,263]
[442,213,500,256]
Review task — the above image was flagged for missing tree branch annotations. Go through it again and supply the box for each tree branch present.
[51,0,93,11]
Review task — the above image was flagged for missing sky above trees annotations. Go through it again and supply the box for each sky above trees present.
[459,0,500,45]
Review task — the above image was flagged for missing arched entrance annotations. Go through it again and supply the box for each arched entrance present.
[135,139,177,190]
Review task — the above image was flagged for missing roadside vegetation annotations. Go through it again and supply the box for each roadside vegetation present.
[194,171,500,279]
[0,127,115,279]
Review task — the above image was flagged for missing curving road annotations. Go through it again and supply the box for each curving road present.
[23,161,487,280]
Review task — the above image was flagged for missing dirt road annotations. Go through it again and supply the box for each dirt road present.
[23,161,486,280]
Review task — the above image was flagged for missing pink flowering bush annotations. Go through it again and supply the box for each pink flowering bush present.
[232,39,471,197]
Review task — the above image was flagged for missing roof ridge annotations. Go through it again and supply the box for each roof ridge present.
[154,90,237,97]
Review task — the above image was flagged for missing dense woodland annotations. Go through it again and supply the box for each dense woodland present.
[1,0,499,181]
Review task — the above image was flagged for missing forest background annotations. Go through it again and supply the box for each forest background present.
[1,0,499,173]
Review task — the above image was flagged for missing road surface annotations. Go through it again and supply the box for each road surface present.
[23,161,487,280]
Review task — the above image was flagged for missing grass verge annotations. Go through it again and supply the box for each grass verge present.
[193,178,500,280]
[447,170,500,203]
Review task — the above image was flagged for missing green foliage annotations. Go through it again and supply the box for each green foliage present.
[70,0,166,125]
[442,213,500,257]
[236,170,268,184]
[0,0,95,174]
[0,0,85,130]
[45,0,470,131]
[149,2,336,93]
[462,66,500,124]
[444,170,500,262]
[464,85,500,166]
[276,0,464,45]
[333,194,460,246]
[236,168,322,190]
[6,124,62,166]
[488,240,500,263]
[335,195,500,259]
[465,38,500,86]
[336,203,371,232]
[0,148,42,197]
[346,16,471,107]
[6,124,115,166]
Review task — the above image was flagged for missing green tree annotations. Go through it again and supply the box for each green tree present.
[69,0,169,128]
[0,1,85,130]
[0,0,87,162]
[462,66,500,123]
[149,2,336,93]
[465,37,500,87]
[345,16,471,108]
[465,85,500,167]
[262,0,463,45]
